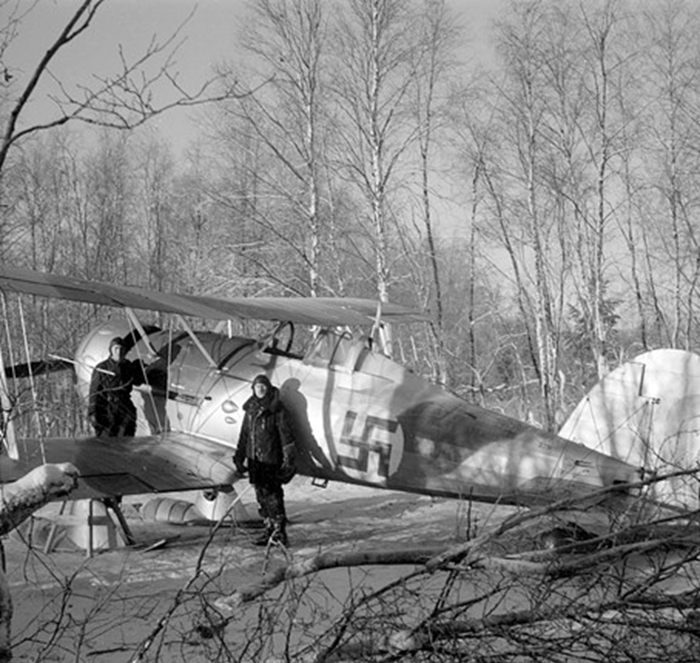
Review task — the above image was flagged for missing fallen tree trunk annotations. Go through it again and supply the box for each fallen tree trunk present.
[0,463,78,662]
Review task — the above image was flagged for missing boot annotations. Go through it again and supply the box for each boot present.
[253,519,273,546]
[269,518,289,547]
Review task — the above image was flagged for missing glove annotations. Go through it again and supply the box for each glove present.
[279,463,296,485]
[233,457,247,478]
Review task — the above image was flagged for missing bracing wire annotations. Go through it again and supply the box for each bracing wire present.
[1,292,18,377]
[0,292,20,458]
[17,297,46,464]
[164,321,174,434]
[125,312,152,435]
[126,312,172,435]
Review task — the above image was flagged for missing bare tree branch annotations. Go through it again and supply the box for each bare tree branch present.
[0,0,249,175]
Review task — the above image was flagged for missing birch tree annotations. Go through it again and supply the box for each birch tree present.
[332,0,421,309]
[537,1,629,381]
[133,133,177,292]
[635,0,700,349]
[210,0,333,298]
[408,0,463,385]
[487,0,566,429]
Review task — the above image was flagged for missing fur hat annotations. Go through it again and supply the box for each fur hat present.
[252,374,272,390]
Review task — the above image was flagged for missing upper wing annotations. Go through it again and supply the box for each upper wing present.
[0,266,427,326]
[5,433,236,500]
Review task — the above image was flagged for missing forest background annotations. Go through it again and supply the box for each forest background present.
[1,0,698,438]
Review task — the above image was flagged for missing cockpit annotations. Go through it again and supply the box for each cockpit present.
[256,322,373,373]
[303,329,373,373]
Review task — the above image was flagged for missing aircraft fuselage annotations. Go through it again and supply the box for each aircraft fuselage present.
[74,320,639,507]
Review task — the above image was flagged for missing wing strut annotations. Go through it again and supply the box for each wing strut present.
[0,293,17,459]
[124,308,158,357]
[175,315,218,369]
[17,297,47,463]
[0,343,17,461]
[370,300,391,357]
[1,293,39,461]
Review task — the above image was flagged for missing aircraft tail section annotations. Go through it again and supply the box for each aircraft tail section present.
[559,349,700,510]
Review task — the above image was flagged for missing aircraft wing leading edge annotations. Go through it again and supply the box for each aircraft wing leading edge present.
[0,266,427,326]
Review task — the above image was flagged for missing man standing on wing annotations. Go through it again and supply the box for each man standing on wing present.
[234,374,296,547]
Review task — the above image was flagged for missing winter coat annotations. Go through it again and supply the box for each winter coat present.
[88,357,143,434]
[234,386,296,484]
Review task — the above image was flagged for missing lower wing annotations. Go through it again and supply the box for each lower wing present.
[3,433,236,500]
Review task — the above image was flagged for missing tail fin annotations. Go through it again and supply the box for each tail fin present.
[559,349,700,510]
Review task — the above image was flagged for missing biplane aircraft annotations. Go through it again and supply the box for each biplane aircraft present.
[2,265,688,541]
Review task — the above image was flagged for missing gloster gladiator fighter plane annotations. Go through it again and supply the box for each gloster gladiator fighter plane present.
[3,265,692,537]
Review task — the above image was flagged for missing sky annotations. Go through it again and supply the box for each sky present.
[4,0,504,156]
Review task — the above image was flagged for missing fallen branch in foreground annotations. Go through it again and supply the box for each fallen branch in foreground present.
[0,463,78,663]
[317,592,700,660]
[198,521,700,643]
[0,463,79,535]
[192,472,700,652]
[213,546,444,615]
